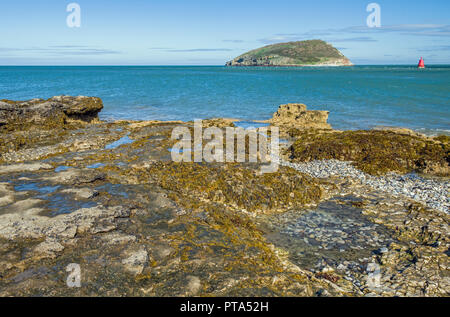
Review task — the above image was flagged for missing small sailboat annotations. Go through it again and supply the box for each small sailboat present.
[418,57,425,69]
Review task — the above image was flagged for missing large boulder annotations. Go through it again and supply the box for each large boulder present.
[0,96,103,128]
[269,103,331,131]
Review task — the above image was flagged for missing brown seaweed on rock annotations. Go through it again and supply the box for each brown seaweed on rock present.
[130,162,324,213]
[0,96,104,162]
[287,130,449,176]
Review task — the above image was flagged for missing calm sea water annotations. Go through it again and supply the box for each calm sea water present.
[0,66,449,134]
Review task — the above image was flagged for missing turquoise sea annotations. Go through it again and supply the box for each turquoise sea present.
[0,66,449,135]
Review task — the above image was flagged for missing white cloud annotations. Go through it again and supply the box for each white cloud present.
[0,46,121,56]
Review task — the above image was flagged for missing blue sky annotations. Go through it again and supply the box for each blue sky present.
[0,0,449,65]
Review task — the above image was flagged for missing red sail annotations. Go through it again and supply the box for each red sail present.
[418,57,425,68]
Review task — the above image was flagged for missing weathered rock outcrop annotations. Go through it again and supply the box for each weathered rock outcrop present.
[269,103,331,132]
[0,96,103,128]
[288,129,450,176]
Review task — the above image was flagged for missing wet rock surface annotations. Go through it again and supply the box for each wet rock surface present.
[0,97,448,297]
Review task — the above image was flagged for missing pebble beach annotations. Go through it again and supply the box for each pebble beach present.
[282,159,449,213]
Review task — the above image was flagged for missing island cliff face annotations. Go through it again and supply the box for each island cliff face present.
[226,40,353,67]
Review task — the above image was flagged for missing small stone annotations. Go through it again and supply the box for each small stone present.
[186,276,202,295]
[33,238,65,258]
[62,188,99,199]
[122,248,148,275]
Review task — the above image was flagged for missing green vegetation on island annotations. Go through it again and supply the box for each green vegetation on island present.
[226,40,353,67]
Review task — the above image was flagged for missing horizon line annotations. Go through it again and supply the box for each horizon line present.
[1,63,449,67]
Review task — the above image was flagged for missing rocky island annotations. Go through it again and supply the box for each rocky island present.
[226,40,353,67]
[0,96,448,297]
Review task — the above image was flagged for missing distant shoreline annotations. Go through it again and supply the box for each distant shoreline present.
[1,64,450,67]
[225,64,354,67]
